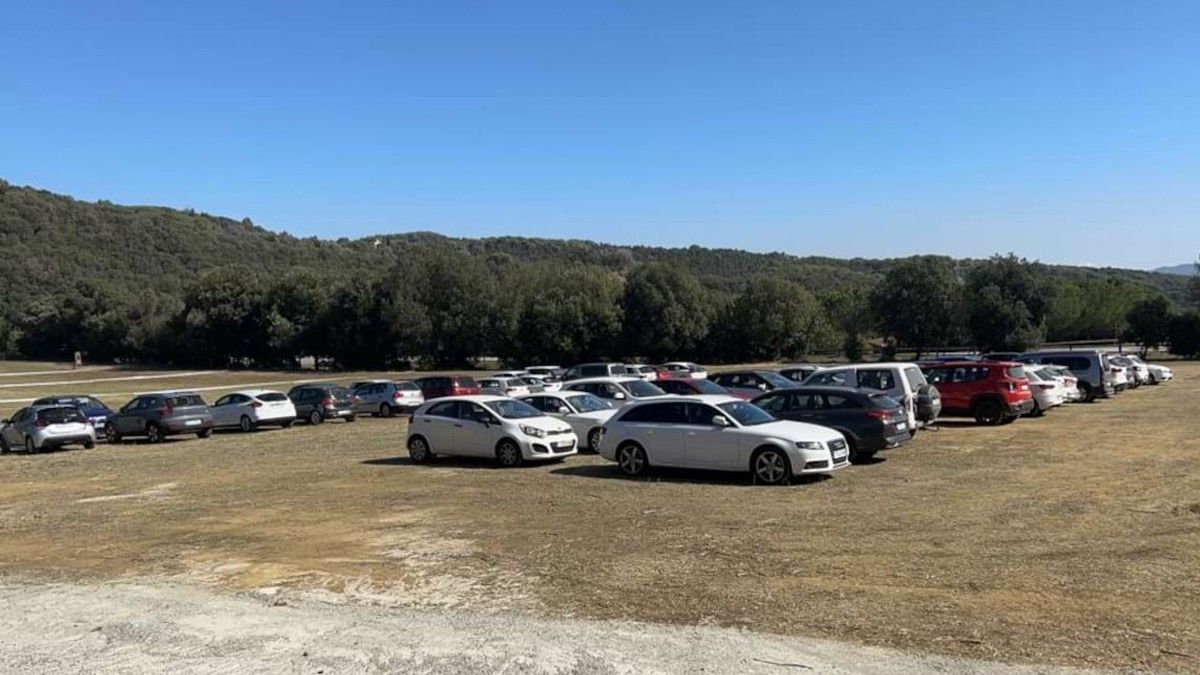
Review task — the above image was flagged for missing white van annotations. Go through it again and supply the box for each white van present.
[801,362,937,429]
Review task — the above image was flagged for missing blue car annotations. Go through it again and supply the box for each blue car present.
[31,395,115,436]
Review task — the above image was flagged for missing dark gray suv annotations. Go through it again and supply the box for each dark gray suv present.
[287,384,357,424]
[108,392,214,443]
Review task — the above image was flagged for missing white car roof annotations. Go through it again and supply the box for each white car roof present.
[228,389,286,397]
[565,376,642,385]
[424,395,512,404]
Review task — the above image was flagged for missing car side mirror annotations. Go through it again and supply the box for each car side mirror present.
[712,415,730,427]
[557,406,571,415]
[758,383,768,390]
[613,392,626,400]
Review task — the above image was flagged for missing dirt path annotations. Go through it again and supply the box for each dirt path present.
[0,581,1097,674]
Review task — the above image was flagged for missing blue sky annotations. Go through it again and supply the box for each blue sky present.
[2,1,1198,269]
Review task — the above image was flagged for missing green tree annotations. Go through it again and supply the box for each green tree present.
[870,256,960,358]
[1124,296,1174,356]
[1190,255,1200,308]
[514,265,624,364]
[416,252,501,366]
[621,263,714,361]
[719,277,835,362]
[821,287,872,360]
[179,266,269,365]
[964,255,1047,351]
[1168,312,1200,358]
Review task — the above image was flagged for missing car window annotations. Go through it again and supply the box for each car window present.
[258,392,288,402]
[171,395,206,407]
[458,402,492,422]
[619,402,681,423]
[425,401,458,418]
[755,393,787,413]
[867,393,901,409]
[581,365,605,378]
[626,381,666,397]
[214,395,232,407]
[808,371,850,387]
[925,368,948,385]
[681,402,724,425]
[826,395,858,409]
[396,381,420,391]
[903,367,928,390]
[717,401,775,426]
[483,399,541,419]
[761,372,792,388]
[9,408,29,422]
[565,393,610,412]
[37,407,86,424]
[857,369,896,391]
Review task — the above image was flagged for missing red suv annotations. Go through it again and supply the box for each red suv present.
[920,361,1033,425]
[412,376,480,400]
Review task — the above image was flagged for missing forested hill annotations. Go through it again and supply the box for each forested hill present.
[0,179,1188,309]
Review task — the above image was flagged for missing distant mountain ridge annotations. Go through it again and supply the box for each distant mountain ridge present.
[1154,263,1197,276]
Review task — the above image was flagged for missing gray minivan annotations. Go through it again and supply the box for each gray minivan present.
[1017,350,1115,402]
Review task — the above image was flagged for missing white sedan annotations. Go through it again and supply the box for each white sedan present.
[1025,367,1067,415]
[661,361,709,380]
[598,395,849,485]
[210,390,297,432]
[406,395,577,467]
[517,391,618,452]
[563,376,672,408]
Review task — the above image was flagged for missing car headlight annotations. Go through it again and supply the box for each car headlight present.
[520,425,546,438]
[795,441,824,450]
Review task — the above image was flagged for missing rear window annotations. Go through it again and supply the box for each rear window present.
[452,377,478,387]
[627,381,667,397]
[171,395,206,407]
[867,393,901,409]
[1006,366,1026,379]
[38,407,86,424]
[692,379,727,394]
[331,387,351,399]
[396,381,420,391]
[257,392,288,402]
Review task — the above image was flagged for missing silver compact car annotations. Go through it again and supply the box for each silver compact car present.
[1,404,97,453]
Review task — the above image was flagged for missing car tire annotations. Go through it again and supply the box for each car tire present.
[146,423,163,443]
[309,410,323,425]
[616,442,649,477]
[282,420,295,429]
[25,436,37,454]
[1028,400,1044,418]
[408,435,432,463]
[239,416,255,433]
[587,428,602,453]
[84,440,96,449]
[379,404,393,418]
[198,428,213,439]
[0,437,9,454]
[496,439,523,468]
[1079,382,1095,403]
[972,399,1004,425]
[106,424,121,443]
[751,447,791,485]
[346,415,357,423]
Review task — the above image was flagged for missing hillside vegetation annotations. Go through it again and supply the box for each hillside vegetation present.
[1,179,1197,365]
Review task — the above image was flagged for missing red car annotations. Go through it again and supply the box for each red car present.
[920,361,1034,425]
[653,377,745,398]
[412,376,480,399]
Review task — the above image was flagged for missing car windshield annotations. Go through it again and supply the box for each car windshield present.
[257,392,288,402]
[483,399,542,419]
[760,372,792,388]
[37,407,86,424]
[626,381,667,397]
[566,393,611,412]
[718,401,775,426]
[692,379,727,394]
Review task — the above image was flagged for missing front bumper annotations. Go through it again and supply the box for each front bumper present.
[792,444,850,475]
[521,434,578,460]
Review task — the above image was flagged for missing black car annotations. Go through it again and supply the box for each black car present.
[751,386,910,462]
[286,383,357,425]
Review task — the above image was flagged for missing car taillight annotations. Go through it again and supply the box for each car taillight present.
[392,391,403,399]
[250,401,262,408]
[866,409,890,420]
[321,397,334,407]
[35,418,48,428]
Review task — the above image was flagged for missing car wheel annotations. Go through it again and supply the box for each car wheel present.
[408,435,432,463]
[239,416,254,433]
[346,414,357,423]
[198,428,213,439]
[1028,400,1044,418]
[0,436,9,454]
[282,420,295,429]
[973,399,1004,425]
[752,447,791,485]
[84,439,96,450]
[309,410,323,425]
[146,423,163,443]
[379,404,393,418]
[1079,382,1095,403]
[616,442,648,477]
[496,439,523,468]
[25,436,37,454]
[106,424,121,443]
[587,428,602,453]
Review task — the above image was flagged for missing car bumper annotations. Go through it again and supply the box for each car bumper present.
[165,419,214,434]
[254,412,296,425]
[321,407,356,419]
[521,435,578,460]
[791,446,850,475]
[1008,399,1035,416]
[34,433,95,448]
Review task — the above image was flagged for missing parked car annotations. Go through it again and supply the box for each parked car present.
[654,377,735,397]
[406,395,578,466]
[597,396,849,484]
[1017,350,1115,402]
[211,389,297,431]
[478,377,532,397]
[563,377,671,407]
[287,383,357,424]
[107,392,214,442]
[562,362,634,381]
[707,370,795,399]
[778,364,827,383]
[920,361,1033,425]
[1038,365,1082,402]
[524,365,563,379]
[1,405,96,453]
[1141,359,1173,384]
[1024,366,1067,415]
[660,361,708,380]
[802,363,939,430]
[350,380,425,417]
[517,376,547,393]
[413,376,481,399]
[629,365,666,381]
[751,387,910,462]
[1107,354,1148,387]
[31,394,114,436]
[518,391,619,452]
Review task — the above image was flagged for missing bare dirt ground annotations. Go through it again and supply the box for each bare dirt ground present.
[1,362,1198,672]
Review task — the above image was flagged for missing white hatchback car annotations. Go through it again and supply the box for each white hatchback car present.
[598,395,849,485]
[1025,367,1066,415]
[517,391,618,452]
[210,389,298,431]
[407,395,578,467]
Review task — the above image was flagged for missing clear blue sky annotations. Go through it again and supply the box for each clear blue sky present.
[3,1,1198,269]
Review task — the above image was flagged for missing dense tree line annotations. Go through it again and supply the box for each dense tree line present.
[1,181,1198,366]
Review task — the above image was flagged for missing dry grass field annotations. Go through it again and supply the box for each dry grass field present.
[1,361,1198,671]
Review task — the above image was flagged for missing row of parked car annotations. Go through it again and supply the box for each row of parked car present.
[1,352,1172,487]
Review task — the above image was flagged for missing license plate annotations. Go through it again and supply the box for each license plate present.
[895,422,906,430]
[553,440,572,449]
[833,449,848,460]
[185,419,201,426]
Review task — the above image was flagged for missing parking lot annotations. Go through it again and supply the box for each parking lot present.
[1,362,1198,671]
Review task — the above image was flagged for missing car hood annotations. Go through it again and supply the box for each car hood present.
[739,420,843,444]
[517,416,574,434]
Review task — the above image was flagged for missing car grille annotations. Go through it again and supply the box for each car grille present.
[828,438,847,453]
[547,428,572,436]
